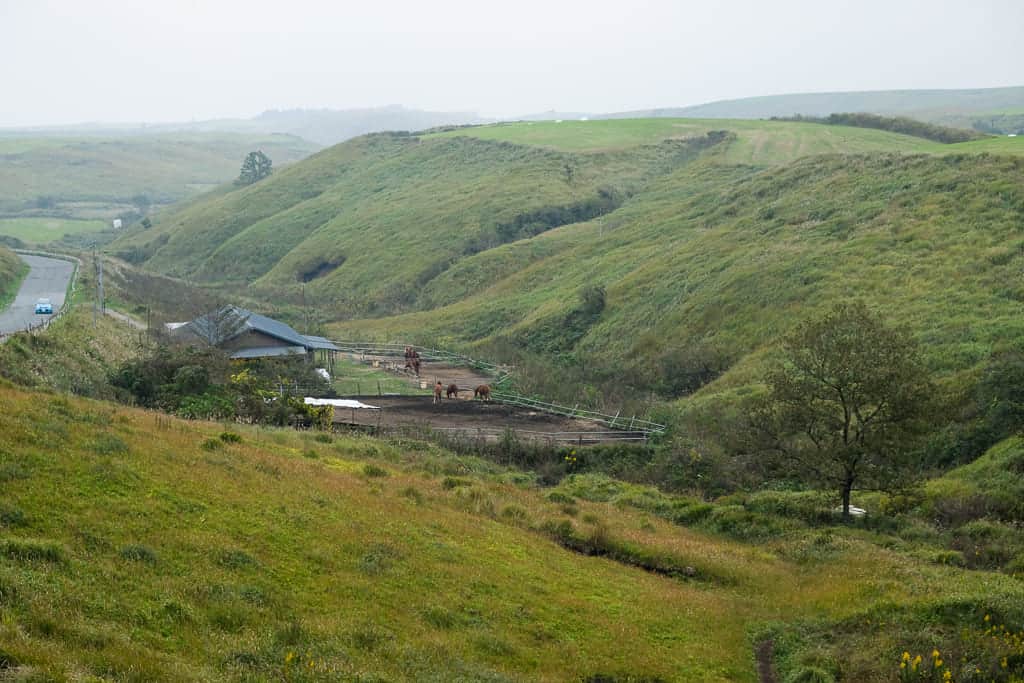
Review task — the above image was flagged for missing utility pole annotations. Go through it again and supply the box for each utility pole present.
[96,249,104,315]
[91,247,98,327]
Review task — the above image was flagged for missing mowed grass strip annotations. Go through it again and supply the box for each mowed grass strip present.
[0,217,108,243]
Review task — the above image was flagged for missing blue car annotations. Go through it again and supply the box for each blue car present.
[34,298,53,314]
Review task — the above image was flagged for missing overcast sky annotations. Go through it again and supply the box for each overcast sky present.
[1,0,1021,127]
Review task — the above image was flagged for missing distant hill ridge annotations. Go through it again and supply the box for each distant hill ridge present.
[599,85,1024,134]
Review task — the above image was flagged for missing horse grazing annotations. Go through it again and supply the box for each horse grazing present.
[446,383,459,399]
[433,381,444,404]
[473,384,492,401]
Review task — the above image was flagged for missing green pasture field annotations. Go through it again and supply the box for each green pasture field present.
[0,217,108,244]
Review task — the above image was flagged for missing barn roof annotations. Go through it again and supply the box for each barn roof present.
[302,335,340,351]
[186,305,309,349]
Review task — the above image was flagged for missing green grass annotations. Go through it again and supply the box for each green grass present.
[1,381,1022,681]
[0,217,108,244]
[0,246,28,310]
[0,132,319,219]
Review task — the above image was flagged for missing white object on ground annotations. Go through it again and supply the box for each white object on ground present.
[304,397,380,410]
[315,368,330,381]
[834,505,867,517]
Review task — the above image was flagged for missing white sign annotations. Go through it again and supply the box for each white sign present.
[112,218,123,229]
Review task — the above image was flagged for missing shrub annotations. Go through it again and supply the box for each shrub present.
[784,667,834,683]
[349,624,391,652]
[218,549,257,570]
[0,506,27,528]
[442,476,470,490]
[119,544,157,563]
[1,538,64,563]
[363,463,388,478]
[500,505,528,524]
[201,438,223,451]
[90,434,129,455]
[359,544,401,575]
[219,431,242,444]
[421,606,458,630]
[401,486,424,504]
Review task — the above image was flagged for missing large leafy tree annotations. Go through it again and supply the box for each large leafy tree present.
[750,302,936,518]
[238,150,273,185]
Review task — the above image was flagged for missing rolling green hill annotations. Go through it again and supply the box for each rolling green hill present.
[113,118,1024,408]
[0,133,319,226]
[2,380,1022,681]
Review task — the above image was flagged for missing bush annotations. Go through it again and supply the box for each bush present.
[1,538,64,563]
[218,549,257,570]
[362,463,388,478]
[219,431,242,444]
[784,667,834,683]
[119,544,157,563]
[201,438,223,451]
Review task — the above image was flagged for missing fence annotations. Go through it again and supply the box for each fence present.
[424,426,653,445]
[490,391,665,434]
[0,250,80,343]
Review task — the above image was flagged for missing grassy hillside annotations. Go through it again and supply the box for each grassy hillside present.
[2,380,1023,681]
[113,118,982,309]
[115,129,726,315]
[0,133,319,223]
[0,245,27,309]
[328,151,1024,404]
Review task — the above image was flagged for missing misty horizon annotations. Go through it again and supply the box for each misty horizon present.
[3,0,1023,128]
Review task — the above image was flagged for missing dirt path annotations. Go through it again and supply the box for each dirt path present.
[105,308,146,330]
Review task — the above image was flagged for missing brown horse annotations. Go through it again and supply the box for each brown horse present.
[446,383,459,399]
[474,384,491,401]
[433,381,443,404]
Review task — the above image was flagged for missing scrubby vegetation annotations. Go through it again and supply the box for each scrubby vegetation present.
[774,112,987,143]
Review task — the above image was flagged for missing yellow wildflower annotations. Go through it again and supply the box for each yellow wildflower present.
[932,649,940,659]
[902,652,911,662]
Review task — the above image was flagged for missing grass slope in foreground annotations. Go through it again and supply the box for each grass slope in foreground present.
[1,383,1023,681]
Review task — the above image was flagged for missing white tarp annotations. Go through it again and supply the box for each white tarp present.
[304,397,380,410]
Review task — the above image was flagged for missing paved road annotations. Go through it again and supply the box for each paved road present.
[0,254,75,335]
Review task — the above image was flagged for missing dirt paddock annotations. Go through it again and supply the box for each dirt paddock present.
[330,394,642,444]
